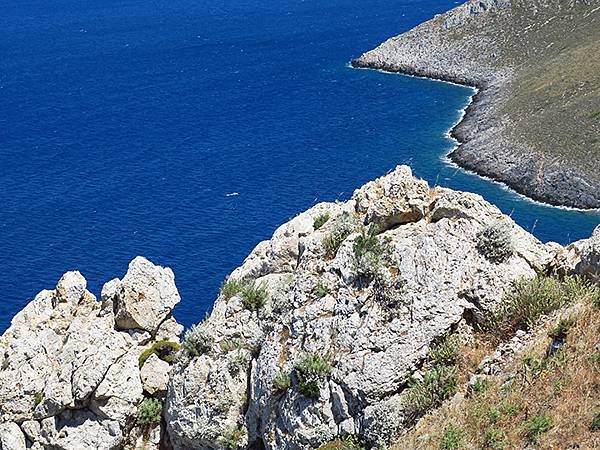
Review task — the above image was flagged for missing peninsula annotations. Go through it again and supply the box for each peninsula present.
[353,0,600,209]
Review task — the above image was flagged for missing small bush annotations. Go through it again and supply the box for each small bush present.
[402,365,458,422]
[295,352,332,400]
[372,271,407,316]
[484,276,595,337]
[272,372,291,392]
[352,224,393,280]
[218,424,247,450]
[138,340,181,368]
[429,335,459,368]
[240,280,269,311]
[221,279,245,299]
[313,281,330,299]
[483,426,505,450]
[227,350,250,373]
[313,213,330,230]
[137,398,162,428]
[440,423,463,450]
[220,338,243,353]
[317,436,364,450]
[524,415,551,443]
[182,324,214,357]
[323,214,357,258]
[476,220,514,263]
[470,377,490,395]
[590,410,600,431]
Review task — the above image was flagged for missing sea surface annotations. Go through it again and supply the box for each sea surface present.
[2,0,599,332]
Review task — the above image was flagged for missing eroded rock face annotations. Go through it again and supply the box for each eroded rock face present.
[165,166,555,449]
[551,225,600,282]
[0,257,182,450]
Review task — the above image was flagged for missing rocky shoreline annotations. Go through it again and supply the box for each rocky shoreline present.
[352,0,600,209]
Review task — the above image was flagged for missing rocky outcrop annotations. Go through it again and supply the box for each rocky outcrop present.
[0,257,182,450]
[352,0,600,209]
[551,225,600,282]
[165,166,557,449]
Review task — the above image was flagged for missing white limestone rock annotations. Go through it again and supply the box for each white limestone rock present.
[140,354,171,395]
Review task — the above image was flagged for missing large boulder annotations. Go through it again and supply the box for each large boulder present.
[0,257,181,450]
[166,166,556,449]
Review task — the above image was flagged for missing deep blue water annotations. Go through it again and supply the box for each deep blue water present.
[1,0,599,332]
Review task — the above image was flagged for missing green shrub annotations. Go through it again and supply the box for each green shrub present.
[313,281,330,299]
[429,335,459,368]
[484,276,596,337]
[182,324,214,357]
[483,426,505,450]
[476,220,514,263]
[590,410,600,431]
[272,372,291,392]
[524,415,551,443]
[352,224,393,280]
[220,338,243,353]
[322,214,357,258]
[313,213,330,230]
[295,352,332,400]
[218,424,247,450]
[240,280,268,311]
[317,436,364,450]
[470,377,489,395]
[138,340,181,368]
[440,423,463,450]
[221,279,245,299]
[137,398,162,428]
[402,365,458,422]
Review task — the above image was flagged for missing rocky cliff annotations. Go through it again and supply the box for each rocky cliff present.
[353,0,600,209]
[1,167,599,450]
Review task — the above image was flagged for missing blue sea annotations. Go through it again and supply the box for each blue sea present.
[2,0,599,332]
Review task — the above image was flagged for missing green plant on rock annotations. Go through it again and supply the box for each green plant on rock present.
[322,213,357,258]
[313,213,330,231]
[352,224,393,280]
[181,324,214,357]
[294,352,332,400]
[313,281,330,299]
[220,278,245,299]
[402,365,458,423]
[440,423,463,450]
[272,371,291,393]
[240,280,268,311]
[429,334,459,368]
[137,398,162,428]
[138,340,181,368]
[483,426,506,450]
[476,220,514,263]
[218,424,247,450]
[590,410,600,431]
[524,415,552,443]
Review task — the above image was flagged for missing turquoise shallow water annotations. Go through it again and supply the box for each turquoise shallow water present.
[1,0,598,332]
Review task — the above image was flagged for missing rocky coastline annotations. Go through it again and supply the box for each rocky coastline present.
[2,165,599,449]
[352,0,600,209]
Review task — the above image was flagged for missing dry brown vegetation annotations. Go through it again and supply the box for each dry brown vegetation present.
[394,285,600,449]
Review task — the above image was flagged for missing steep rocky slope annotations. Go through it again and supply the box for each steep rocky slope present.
[353,0,600,208]
[165,166,559,449]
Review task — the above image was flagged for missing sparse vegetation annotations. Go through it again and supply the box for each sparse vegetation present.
[220,338,243,353]
[218,424,247,450]
[137,398,162,428]
[181,324,214,357]
[220,278,245,299]
[402,365,458,422]
[272,372,291,393]
[34,391,44,407]
[440,423,463,450]
[240,280,269,311]
[590,410,600,431]
[317,436,364,450]
[322,214,357,258]
[294,352,332,400]
[524,415,551,443]
[429,335,459,368]
[483,275,600,338]
[313,213,330,230]
[138,340,181,368]
[476,220,514,263]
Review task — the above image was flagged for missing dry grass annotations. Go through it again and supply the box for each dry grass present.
[394,295,600,449]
